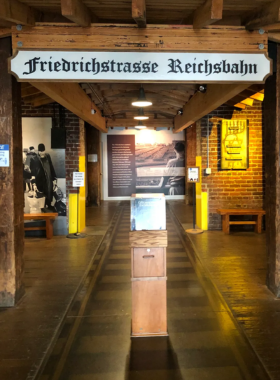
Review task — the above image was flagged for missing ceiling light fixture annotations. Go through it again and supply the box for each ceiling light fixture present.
[132,87,152,107]
[134,108,149,120]
[135,121,147,129]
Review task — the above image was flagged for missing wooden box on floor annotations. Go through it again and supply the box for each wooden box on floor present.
[129,230,168,337]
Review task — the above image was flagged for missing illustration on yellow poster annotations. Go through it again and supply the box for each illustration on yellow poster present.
[221,119,248,170]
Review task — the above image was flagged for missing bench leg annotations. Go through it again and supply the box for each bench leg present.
[46,219,53,239]
[255,215,262,234]
[222,215,230,234]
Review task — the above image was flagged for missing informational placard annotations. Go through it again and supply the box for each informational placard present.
[10,51,271,83]
[73,172,85,187]
[0,145,9,167]
[107,135,135,197]
[187,167,200,183]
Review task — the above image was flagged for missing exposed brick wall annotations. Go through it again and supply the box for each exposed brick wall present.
[65,116,81,196]
[198,103,264,230]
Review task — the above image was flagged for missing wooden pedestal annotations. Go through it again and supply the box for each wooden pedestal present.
[129,230,168,337]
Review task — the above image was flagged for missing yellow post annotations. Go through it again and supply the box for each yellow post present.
[68,157,86,234]
[195,157,208,231]
[79,156,86,231]
[69,193,78,234]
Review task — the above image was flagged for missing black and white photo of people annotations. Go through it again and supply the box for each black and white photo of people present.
[23,144,66,216]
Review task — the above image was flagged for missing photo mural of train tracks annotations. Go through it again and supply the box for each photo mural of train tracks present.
[136,143,177,165]
[135,141,184,192]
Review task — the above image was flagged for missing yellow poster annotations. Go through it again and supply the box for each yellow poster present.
[221,119,248,170]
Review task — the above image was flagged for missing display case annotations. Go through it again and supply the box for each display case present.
[130,193,166,231]
[129,194,168,337]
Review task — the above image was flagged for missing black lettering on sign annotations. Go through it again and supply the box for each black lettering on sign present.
[20,55,260,79]
[167,59,183,73]
[133,61,141,73]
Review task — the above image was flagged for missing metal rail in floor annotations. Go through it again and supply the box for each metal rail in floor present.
[38,203,269,380]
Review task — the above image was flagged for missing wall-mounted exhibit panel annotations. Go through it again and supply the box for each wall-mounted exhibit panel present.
[102,128,185,200]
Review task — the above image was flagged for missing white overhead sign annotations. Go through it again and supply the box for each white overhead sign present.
[10,51,271,82]
[73,172,85,187]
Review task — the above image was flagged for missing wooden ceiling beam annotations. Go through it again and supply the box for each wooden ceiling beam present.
[250,92,264,102]
[103,92,186,108]
[230,95,254,107]
[225,99,246,109]
[263,23,280,32]
[12,24,268,53]
[21,86,41,98]
[213,16,241,26]
[239,89,264,101]
[193,0,224,29]
[268,32,280,43]
[111,108,175,117]
[247,84,264,93]
[31,82,107,132]
[29,94,54,107]
[0,0,37,26]
[0,28,11,38]
[245,0,280,30]
[174,83,249,133]
[61,0,97,27]
[132,0,146,28]
[107,119,172,127]
[32,97,54,107]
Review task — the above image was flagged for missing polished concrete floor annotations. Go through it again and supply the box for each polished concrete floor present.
[38,203,269,380]
[0,202,119,380]
[1,201,278,380]
[170,201,280,380]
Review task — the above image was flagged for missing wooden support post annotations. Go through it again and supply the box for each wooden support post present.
[132,0,146,28]
[263,43,280,297]
[86,125,101,206]
[0,37,24,307]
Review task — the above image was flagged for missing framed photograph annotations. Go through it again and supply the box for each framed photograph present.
[187,167,200,183]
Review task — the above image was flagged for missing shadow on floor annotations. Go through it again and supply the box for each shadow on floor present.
[125,337,184,380]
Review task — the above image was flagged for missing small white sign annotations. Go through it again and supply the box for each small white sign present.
[187,167,200,183]
[73,172,85,187]
[0,145,9,167]
[88,154,98,162]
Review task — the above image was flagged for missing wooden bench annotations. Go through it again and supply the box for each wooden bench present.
[217,209,265,234]
[24,213,58,239]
